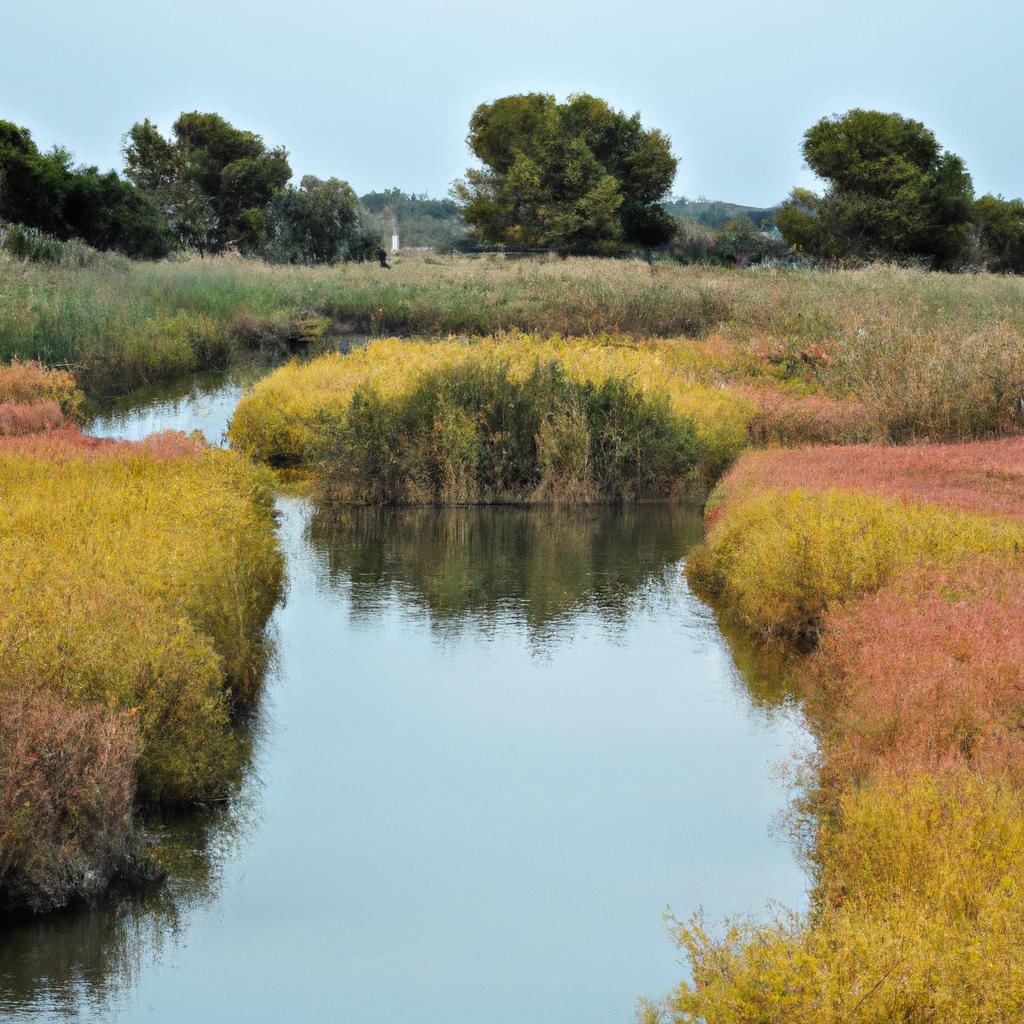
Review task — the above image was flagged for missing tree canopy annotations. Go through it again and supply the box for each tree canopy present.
[974,195,1024,273]
[263,175,364,264]
[124,112,292,253]
[454,93,677,253]
[776,109,974,267]
[0,120,169,257]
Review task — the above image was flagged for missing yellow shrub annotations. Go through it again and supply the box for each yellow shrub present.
[688,487,1024,637]
[0,442,283,801]
[229,334,760,479]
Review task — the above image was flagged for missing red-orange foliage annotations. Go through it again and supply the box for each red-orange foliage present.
[0,360,82,418]
[0,426,204,461]
[0,690,139,913]
[710,436,1024,528]
[0,400,64,436]
[740,388,871,447]
[807,560,1024,788]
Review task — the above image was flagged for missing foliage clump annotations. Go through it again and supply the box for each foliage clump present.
[455,93,677,253]
[0,690,139,915]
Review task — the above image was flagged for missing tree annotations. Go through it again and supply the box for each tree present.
[263,175,361,264]
[453,93,677,253]
[0,120,169,257]
[124,112,291,253]
[974,195,1024,273]
[776,109,974,267]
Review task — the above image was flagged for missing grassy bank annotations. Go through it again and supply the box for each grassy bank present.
[668,438,1024,1021]
[0,364,283,914]
[230,334,868,502]
[5,252,1024,428]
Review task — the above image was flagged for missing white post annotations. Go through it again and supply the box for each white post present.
[391,233,400,252]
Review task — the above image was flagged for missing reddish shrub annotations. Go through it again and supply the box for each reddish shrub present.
[806,560,1024,788]
[710,435,1024,529]
[0,690,139,913]
[0,427,203,461]
[0,360,82,418]
[0,400,64,436]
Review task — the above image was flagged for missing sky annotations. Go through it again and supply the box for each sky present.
[3,0,1022,207]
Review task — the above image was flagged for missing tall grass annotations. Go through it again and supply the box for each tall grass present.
[7,252,1024,434]
[668,437,1024,1021]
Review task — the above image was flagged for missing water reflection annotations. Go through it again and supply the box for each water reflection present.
[0,792,257,1020]
[309,505,704,648]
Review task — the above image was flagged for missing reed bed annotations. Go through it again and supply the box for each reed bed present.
[5,252,1024,436]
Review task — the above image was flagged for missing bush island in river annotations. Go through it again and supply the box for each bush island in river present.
[229,334,869,500]
[0,364,283,912]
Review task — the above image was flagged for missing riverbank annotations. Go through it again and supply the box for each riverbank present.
[671,438,1024,1021]
[0,363,283,913]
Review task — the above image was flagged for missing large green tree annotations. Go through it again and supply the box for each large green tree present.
[454,93,677,253]
[776,109,974,267]
[0,120,169,257]
[124,112,291,253]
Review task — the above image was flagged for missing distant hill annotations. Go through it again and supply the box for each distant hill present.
[662,197,780,229]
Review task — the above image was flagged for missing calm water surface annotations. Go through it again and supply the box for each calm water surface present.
[0,371,809,1023]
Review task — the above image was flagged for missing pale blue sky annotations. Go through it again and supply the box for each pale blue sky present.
[3,0,1020,206]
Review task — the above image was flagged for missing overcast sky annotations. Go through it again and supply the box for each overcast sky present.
[4,0,1021,207]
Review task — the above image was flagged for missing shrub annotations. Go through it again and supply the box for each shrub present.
[0,438,283,801]
[0,690,139,914]
[0,359,83,418]
[318,357,705,504]
[688,485,1024,639]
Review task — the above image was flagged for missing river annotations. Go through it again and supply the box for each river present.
[0,366,809,1023]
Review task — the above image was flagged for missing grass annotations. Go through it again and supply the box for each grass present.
[5,251,1024,437]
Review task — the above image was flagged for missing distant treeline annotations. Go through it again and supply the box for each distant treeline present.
[359,189,470,250]
[662,197,778,230]
[2,101,1023,271]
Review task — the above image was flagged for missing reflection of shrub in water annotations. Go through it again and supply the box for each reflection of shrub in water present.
[0,780,259,1015]
[308,505,702,638]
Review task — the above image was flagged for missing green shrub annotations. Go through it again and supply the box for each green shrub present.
[317,358,705,504]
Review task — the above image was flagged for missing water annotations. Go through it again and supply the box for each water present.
[0,372,809,1023]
